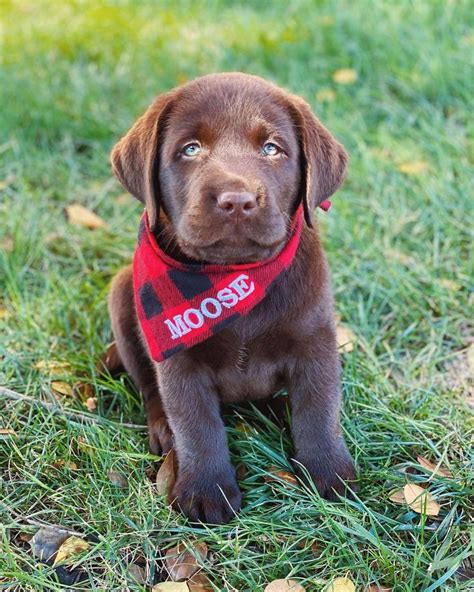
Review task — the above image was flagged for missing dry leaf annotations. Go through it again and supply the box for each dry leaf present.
[2,234,13,252]
[388,488,405,504]
[265,579,306,592]
[30,527,70,561]
[0,306,9,319]
[53,535,89,565]
[156,448,176,496]
[332,69,357,85]
[74,381,93,401]
[107,470,128,488]
[188,572,214,591]
[236,462,247,480]
[152,583,189,592]
[66,203,107,229]
[336,324,356,352]
[326,577,356,592]
[35,360,71,374]
[165,542,208,581]
[316,88,336,102]
[403,483,440,516]
[416,455,452,478]
[51,381,73,397]
[0,428,17,436]
[439,279,461,291]
[397,161,429,175]
[366,585,392,591]
[265,466,298,485]
[85,397,97,412]
[128,563,147,585]
[52,460,78,471]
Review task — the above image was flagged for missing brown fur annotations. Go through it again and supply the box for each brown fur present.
[108,73,356,524]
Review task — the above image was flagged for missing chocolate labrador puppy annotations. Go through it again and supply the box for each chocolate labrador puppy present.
[108,72,356,523]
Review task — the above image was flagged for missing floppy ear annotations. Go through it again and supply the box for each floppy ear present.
[110,91,175,230]
[290,96,348,227]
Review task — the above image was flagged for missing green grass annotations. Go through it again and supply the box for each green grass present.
[1,0,473,590]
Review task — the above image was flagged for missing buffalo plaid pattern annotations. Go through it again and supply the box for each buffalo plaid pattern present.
[133,206,305,362]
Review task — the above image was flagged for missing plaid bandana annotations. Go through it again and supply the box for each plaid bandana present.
[132,205,307,362]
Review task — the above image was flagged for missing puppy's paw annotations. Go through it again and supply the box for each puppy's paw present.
[294,446,357,501]
[148,417,173,456]
[170,468,241,524]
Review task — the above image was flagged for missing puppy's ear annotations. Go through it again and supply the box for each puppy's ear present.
[110,91,175,230]
[290,96,348,227]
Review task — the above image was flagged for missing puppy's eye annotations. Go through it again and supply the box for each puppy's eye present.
[261,142,280,157]
[181,142,201,157]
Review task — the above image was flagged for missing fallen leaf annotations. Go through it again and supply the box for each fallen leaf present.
[366,585,392,592]
[51,381,74,397]
[386,249,412,265]
[397,161,429,175]
[53,536,89,565]
[325,577,356,592]
[35,360,71,374]
[336,324,356,352]
[30,527,70,562]
[74,381,93,401]
[388,488,405,504]
[152,583,189,592]
[0,306,9,319]
[2,235,13,252]
[128,563,147,585]
[0,428,17,436]
[236,462,247,480]
[66,203,107,230]
[265,579,306,592]
[439,279,461,291]
[316,88,336,102]
[107,470,128,488]
[156,448,176,496]
[52,460,78,470]
[332,69,357,85]
[0,174,16,191]
[188,572,214,591]
[165,542,208,581]
[85,397,97,412]
[416,455,452,478]
[403,483,440,516]
[264,466,298,485]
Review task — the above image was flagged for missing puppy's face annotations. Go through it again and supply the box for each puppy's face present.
[159,79,301,263]
[111,73,348,264]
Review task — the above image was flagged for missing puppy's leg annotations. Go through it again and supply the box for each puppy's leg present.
[289,324,356,499]
[158,359,241,524]
[108,266,173,455]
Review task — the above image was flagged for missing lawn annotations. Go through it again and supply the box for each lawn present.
[0,1,472,590]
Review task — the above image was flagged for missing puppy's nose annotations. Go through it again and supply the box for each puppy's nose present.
[216,191,257,216]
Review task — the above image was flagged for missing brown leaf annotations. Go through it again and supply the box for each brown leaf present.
[366,585,392,592]
[416,455,452,478]
[34,360,71,373]
[128,563,147,585]
[236,462,248,481]
[397,161,429,175]
[66,203,107,229]
[265,466,298,485]
[332,69,357,85]
[0,428,17,436]
[325,577,356,592]
[336,324,356,352]
[152,584,189,592]
[388,488,405,504]
[53,535,89,565]
[188,572,214,591]
[52,460,78,471]
[316,88,336,103]
[2,235,13,252]
[403,483,440,516]
[265,580,306,592]
[165,542,208,581]
[85,397,97,412]
[0,306,9,319]
[156,448,176,496]
[51,381,74,397]
[30,527,70,561]
[107,470,128,488]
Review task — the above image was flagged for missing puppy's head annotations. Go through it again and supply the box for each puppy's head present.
[111,73,347,264]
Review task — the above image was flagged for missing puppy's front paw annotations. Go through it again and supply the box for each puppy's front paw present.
[148,416,173,456]
[295,445,357,501]
[170,467,241,524]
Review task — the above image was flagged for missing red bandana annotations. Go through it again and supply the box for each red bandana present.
[133,206,307,362]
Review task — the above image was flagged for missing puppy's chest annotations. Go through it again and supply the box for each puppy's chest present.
[214,340,287,403]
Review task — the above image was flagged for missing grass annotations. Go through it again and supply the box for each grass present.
[0,0,472,589]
